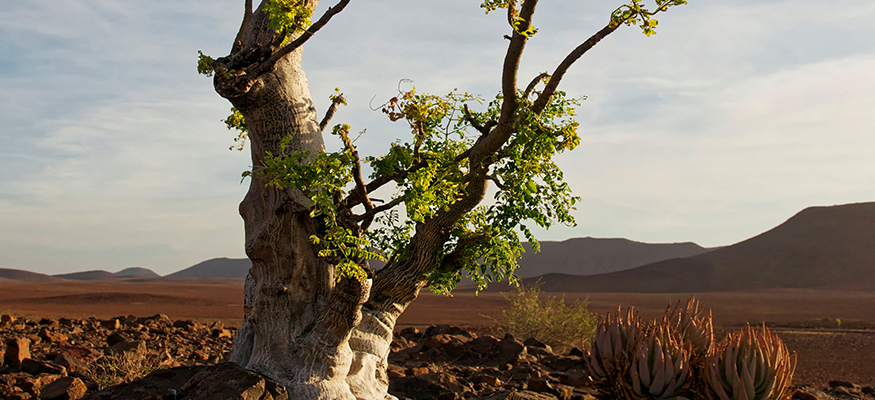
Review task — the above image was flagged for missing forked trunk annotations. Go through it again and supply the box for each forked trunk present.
[218,43,413,398]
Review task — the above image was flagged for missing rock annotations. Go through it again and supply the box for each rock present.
[490,337,527,365]
[39,328,69,344]
[469,335,500,355]
[83,366,203,400]
[109,340,146,356]
[178,363,288,400]
[99,319,120,330]
[39,377,88,400]
[557,371,589,388]
[5,337,32,365]
[389,372,468,400]
[0,340,5,366]
[212,328,232,339]
[0,314,15,325]
[21,358,67,376]
[523,338,552,354]
[54,353,90,375]
[791,390,819,400]
[829,380,857,389]
[57,346,103,363]
[567,348,584,357]
[105,332,127,347]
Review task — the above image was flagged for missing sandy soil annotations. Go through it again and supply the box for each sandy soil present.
[1,279,872,387]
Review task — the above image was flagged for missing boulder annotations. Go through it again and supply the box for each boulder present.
[39,377,88,400]
[21,358,67,376]
[179,363,288,400]
[4,337,32,365]
[482,390,559,400]
[83,366,204,400]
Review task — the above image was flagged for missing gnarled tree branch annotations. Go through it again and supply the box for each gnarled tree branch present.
[531,22,618,115]
[231,0,254,54]
[320,93,346,132]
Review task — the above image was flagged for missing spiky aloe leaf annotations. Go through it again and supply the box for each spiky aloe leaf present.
[703,324,796,400]
[630,324,692,399]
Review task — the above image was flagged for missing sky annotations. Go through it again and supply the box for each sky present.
[2,0,874,276]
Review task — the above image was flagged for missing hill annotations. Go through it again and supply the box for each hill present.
[54,270,118,280]
[526,202,875,292]
[116,267,161,278]
[165,258,250,279]
[0,268,63,282]
[512,237,710,278]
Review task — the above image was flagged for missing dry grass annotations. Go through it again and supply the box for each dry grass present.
[85,350,169,389]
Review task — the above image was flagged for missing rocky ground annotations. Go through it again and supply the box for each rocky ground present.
[0,314,872,400]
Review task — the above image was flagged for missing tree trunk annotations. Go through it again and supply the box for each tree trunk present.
[218,37,412,397]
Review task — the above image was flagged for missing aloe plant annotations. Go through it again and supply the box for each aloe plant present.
[629,324,692,399]
[664,296,714,358]
[586,306,643,382]
[703,324,796,400]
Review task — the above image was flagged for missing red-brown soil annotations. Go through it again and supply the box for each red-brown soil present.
[1,279,872,387]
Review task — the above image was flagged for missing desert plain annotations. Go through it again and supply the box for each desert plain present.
[1,278,872,388]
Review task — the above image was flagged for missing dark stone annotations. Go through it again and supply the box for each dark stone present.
[109,340,146,356]
[83,366,204,400]
[829,380,857,389]
[39,376,88,400]
[55,353,90,376]
[99,319,120,330]
[469,336,500,354]
[490,337,527,365]
[106,332,127,347]
[791,390,819,400]
[567,348,584,357]
[400,327,421,339]
[179,363,288,400]
[21,358,67,376]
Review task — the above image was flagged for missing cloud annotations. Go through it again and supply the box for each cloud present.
[2,0,875,273]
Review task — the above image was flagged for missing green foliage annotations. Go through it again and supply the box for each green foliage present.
[264,0,313,43]
[610,0,688,36]
[225,107,248,151]
[497,281,598,352]
[197,50,215,77]
[261,135,384,280]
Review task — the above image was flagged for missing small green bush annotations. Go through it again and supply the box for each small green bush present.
[497,281,598,352]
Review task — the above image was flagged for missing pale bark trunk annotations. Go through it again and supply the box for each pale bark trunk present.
[217,27,406,399]
[214,3,487,398]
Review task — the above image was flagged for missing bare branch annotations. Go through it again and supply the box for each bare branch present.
[320,93,346,132]
[462,104,495,136]
[486,174,506,190]
[336,126,375,223]
[231,0,254,54]
[523,72,549,100]
[531,23,618,115]
[248,0,351,81]
[498,0,538,127]
[353,197,405,229]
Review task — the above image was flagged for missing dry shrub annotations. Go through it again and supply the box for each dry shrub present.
[85,350,169,389]
[497,281,598,352]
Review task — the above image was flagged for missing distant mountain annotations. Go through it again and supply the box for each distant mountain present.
[525,202,875,293]
[512,237,710,278]
[165,258,250,279]
[51,267,162,281]
[0,268,63,282]
[54,270,118,280]
[116,267,161,278]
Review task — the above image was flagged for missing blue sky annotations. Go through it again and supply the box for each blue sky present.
[2,0,874,275]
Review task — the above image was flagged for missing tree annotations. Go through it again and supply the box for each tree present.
[199,0,687,398]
